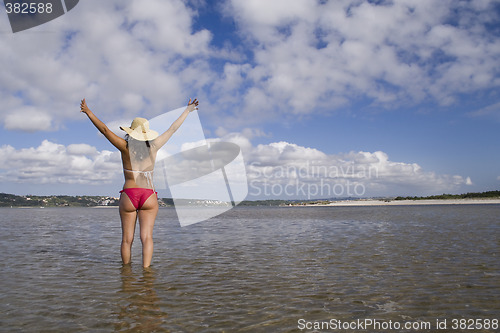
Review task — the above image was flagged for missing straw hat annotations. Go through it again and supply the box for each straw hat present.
[120,117,159,141]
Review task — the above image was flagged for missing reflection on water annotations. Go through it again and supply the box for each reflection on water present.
[117,266,167,332]
[0,205,498,332]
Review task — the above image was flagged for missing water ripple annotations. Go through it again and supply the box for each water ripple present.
[0,205,499,331]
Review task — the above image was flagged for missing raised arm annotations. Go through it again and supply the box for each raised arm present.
[80,98,127,151]
[154,98,199,149]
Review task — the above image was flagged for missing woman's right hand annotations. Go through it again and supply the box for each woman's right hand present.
[186,98,199,112]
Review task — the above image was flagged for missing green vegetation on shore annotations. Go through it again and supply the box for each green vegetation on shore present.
[394,191,500,201]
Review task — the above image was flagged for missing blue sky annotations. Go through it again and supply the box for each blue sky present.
[0,0,499,199]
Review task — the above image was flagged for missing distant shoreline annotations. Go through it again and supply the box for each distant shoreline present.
[2,191,500,208]
[4,198,500,209]
[296,198,500,207]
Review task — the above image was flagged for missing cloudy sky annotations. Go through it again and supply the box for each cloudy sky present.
[0,0,499,199]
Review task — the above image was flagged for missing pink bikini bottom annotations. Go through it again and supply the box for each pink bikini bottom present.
[120,188,157,210]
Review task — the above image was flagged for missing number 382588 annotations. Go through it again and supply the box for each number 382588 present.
[5,2,54,14]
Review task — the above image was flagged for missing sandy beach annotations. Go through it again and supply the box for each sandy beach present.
[302,198,500,207]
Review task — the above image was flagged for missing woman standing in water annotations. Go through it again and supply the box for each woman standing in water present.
[80,98,199,267]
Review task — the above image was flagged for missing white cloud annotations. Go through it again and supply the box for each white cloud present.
[67,144,98,156]
[0,0,216,132]
[4,107,53,132]
[218,0,500,122]
[2,0,499,132]
[0,135,471,198]
[0,140,121,184]
[468,102,500,121]
[218,132,470,199]
[127,0,212,55]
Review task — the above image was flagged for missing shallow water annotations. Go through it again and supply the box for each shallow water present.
[0,205,499,332]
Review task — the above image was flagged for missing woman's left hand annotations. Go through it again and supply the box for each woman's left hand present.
[80,98,91,115]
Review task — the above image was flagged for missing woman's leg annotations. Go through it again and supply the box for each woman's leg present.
[119,192,138,265]
[138,194,159,268]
